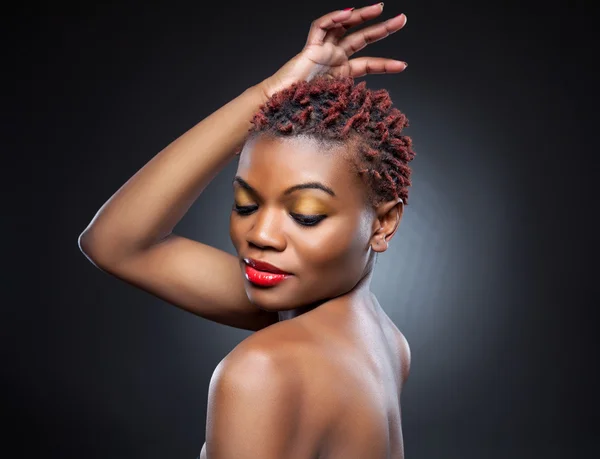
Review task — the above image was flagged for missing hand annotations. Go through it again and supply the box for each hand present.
[260,3,407,99]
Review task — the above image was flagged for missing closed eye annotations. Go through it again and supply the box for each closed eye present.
[289,212,326,226]
[232,204,257,215]
[232,204,326,227]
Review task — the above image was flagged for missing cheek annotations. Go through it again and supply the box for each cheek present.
[297,215,368,274]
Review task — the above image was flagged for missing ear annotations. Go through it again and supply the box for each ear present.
[370,198,404,253]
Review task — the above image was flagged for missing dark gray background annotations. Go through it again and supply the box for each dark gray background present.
[3,1,596,458]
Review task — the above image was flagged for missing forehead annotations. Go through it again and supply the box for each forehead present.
[237,134,363,199]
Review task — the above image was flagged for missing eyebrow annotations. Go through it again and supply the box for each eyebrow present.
[233,176,336,198]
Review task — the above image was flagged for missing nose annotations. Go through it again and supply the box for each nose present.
[245,207,286,251]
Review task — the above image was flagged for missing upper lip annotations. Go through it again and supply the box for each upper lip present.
[244,258,291,275]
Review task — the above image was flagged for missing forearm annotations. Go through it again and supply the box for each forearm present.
[79,80,270,260]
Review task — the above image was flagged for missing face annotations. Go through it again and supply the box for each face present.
[229,134,378,312]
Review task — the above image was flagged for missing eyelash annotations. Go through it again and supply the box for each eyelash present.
[232,204,326,227]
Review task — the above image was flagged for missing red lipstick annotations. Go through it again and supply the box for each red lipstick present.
[243,258,291,287]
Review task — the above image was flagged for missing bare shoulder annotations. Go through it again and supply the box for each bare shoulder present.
[205,321,318,459]
[222,322,332,413]
[369,294,411,387]
[216,318,316,389]
[382,315,411,386]
[229,318,315,360]
[224,318,339,408]
[396,330,411,384]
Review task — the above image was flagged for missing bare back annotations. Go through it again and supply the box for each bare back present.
[200,296,410,459]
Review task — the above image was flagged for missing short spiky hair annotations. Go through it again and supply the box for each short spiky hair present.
[246,74,416,206]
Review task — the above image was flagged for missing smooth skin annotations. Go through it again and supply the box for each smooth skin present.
[79,4,410,459]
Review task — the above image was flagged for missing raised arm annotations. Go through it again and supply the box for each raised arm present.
[78,4,407,332]
[78,81,279,331]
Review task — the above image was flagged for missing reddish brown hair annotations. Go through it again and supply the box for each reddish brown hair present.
[247,74,416,206]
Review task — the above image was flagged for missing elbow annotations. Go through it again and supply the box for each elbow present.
[78,228,111,267]
[78,227,146,270]
[78,230,100,262]
[78,230,91,255]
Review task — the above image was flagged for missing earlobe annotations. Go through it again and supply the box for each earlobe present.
[372,234,388,253]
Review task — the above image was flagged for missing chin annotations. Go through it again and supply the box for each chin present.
[245,290,289,312]
[243,282,300,312]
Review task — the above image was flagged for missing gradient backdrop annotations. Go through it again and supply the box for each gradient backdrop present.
[3,1,596,458]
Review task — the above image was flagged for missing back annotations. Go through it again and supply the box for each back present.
[294,305,408,459]
[199,298,410,459]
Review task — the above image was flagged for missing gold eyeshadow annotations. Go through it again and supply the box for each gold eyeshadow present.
[233,188,254,205]
[291,197,330,215]
[234,186,331,214]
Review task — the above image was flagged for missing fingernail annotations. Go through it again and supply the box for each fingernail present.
[343,7,355,11]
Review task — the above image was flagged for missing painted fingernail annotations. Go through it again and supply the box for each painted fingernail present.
[343,7,355,11]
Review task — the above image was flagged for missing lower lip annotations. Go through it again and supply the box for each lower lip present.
[244,264,290,287]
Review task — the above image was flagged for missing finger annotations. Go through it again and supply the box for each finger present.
[323,23,348,45]
[324,3,386,44]
[305,8,357,47]
[340,13,407,57]
[347,57,407,78]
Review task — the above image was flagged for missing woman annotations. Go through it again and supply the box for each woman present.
[78,3,414,458]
